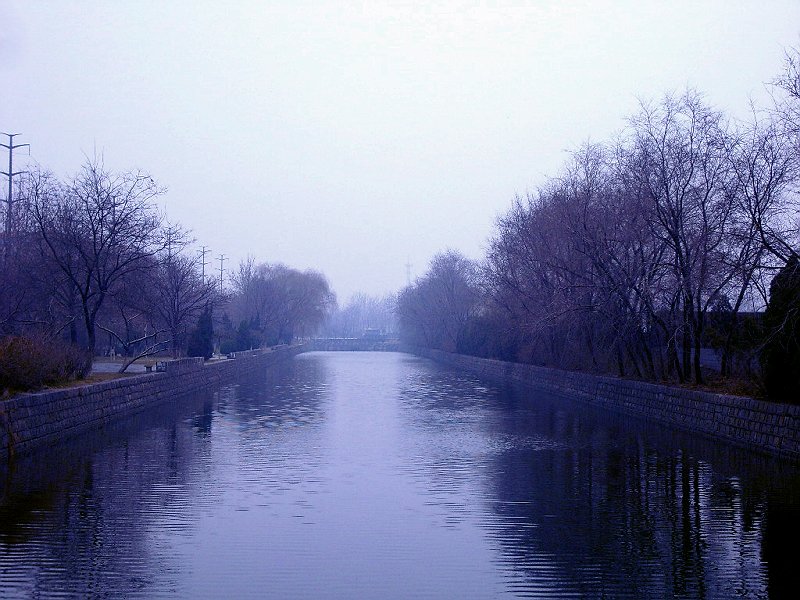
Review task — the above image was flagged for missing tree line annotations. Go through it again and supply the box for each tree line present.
[1,157,334,391]
[399,49,800,402]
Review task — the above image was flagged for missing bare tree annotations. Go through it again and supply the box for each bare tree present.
[773,45,800,146]
[1,170,78,339]
[402,59,800,393]
[398,250,479,352]
[626,91,735,383]
[31,158,166,355]
[152,253,216,358]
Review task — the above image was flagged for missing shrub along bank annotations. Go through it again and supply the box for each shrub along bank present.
[0,336,92,396]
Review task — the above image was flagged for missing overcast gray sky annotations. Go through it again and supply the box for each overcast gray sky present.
[2,1,799,302]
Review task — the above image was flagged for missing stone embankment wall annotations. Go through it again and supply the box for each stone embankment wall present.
[0,346,302,461]
[415,348,800,461]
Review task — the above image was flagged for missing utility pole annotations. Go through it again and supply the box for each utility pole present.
[0,133,30,237]
[216,254,226,292]
[165,228,176,261]
[405,257,413,286]
[198,245,211,281]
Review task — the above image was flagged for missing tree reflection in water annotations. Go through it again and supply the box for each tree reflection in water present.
[0,353,797,599]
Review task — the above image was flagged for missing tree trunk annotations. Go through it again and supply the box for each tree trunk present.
[693,302,704,385]
[82,301,96,356]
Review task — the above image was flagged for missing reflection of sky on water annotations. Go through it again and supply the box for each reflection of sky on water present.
[1,352,798,598]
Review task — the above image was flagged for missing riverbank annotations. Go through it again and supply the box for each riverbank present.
[411,347,800,461]
[0,346,302,461]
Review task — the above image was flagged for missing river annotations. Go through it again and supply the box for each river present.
[1,352,798,598]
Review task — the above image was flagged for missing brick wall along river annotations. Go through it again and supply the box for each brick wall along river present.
[0,346,302,461]
[413,347,800,461]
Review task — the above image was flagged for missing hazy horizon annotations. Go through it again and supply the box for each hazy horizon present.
[2,1,799,302]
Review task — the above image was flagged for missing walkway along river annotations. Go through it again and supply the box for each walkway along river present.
[1,351,798,598]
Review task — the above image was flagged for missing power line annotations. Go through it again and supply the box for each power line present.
[0,132,30,237]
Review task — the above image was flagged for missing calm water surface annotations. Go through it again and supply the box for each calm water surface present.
[1,352,799,598]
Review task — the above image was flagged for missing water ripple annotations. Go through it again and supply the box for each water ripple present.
[1,352,798,598]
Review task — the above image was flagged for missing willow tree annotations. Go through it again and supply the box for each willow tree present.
[229,260,335,346]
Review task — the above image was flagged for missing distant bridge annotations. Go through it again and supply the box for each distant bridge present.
[308,337,402,352]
